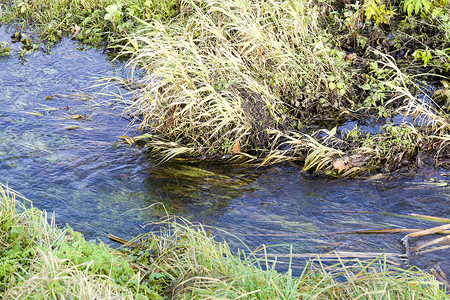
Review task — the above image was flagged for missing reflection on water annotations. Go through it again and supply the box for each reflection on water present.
[0,26,448,276]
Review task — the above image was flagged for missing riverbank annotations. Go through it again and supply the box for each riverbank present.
[1,0,449,176]
[0,183,447,298]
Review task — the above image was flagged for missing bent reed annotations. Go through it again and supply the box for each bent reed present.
[1,183,447,299]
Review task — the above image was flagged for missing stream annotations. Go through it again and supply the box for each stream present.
[0,26,448,276]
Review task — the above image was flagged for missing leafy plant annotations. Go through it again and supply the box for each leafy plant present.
[413,48,433,66]
[404,0,432,15]
[328,74,347,96]
[363,0,395,24]
[104,2,123,30]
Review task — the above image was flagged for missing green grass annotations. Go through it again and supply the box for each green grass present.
[126,217,449,299]
[1,183,447,299]
[0,0,182,45]
[0,183,160,299]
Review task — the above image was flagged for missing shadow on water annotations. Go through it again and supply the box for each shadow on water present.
[0,26,448,276]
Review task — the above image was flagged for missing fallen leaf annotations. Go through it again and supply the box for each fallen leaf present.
[332,159,348,173]
[165,113,174,128]
[72,24,81,38]
[65,125,80,130]
[420,181,448,187]
[345,53,357,61]
[231,139,240,154]
[66,114,86,120]
[24,111,43,116]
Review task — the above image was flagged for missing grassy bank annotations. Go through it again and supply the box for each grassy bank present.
[1,0,449,175]
[0,183,157,299]
[0,183,448,299]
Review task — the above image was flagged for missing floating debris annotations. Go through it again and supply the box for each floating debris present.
[65,125,80,130]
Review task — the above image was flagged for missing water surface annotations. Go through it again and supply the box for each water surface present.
[0,26,448,276]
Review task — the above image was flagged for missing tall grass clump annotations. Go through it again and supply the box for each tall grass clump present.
[127,217,447,299]
[120,0,353,160]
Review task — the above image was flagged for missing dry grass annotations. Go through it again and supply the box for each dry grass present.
[118,0,352,160]
[114,0,449,174]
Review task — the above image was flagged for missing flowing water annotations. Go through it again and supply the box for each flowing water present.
[0,26,448,276]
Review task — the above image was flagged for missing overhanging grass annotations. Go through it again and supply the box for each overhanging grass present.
[126,217,448,299]
[114,0,449,174]
[118,0,353,160]
[1,183,447,299]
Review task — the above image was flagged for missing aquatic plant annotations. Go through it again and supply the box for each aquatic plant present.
[0,41,11,56]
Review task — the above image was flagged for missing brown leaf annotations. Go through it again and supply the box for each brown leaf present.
[72,24,81,38]
[349,154,369,167]
[345,53,357,61]
[332,159,348,173]
[231,139,240,154]
[165,113,174,129]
